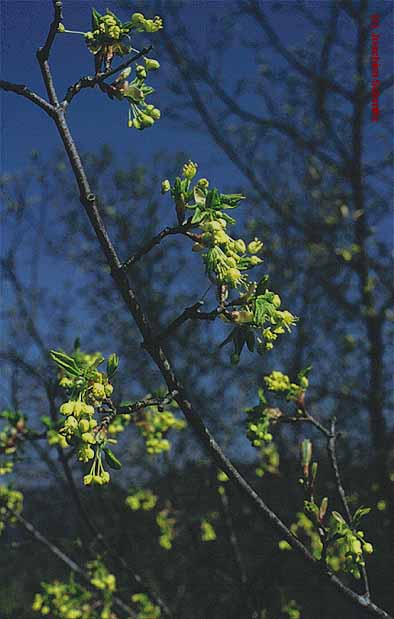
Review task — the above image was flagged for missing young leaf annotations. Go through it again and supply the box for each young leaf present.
[107,353,119,378]
[50,350,81,377]
[91,8,101,30]
[103,447,122,470]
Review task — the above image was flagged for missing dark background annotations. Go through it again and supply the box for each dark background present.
[1,1,393,617]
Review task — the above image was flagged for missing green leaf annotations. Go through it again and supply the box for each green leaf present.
[304,500,319,516]
[216,211,236,225]
[332,511,346,524]
[298,365,312,380]
[103,447,122,470]
[73,337,81,352]
[206,188,221,211]
[91,8,101,30]
[50,350,81,377]
[107,353,119,378]
[124,85,144,103]
[193,186,206,206]
[89,355,104,370]
[352,506,371,524]
[191,208,203,224]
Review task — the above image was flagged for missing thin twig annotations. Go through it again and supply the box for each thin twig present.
[328,417,371,600]
[0,80,55,116]
[61,46,152,108]
[6,508,135,617]
[121,221,197,270]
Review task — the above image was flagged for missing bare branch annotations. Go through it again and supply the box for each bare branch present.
[37,0,63,62]
[0,80,54,116]
[121,220,196,270]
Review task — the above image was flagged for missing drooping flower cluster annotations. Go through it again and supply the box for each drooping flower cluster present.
[125,489,158,511]
[0,484,23,536]
[161,163,297,361]
[132,593,161,619]
[0,409,31,472]
[135,407,186,454]
[57,8,162,128]
[50,347,120,486]
[156,507,176,549]
[58,8,163,71]
[125,489,176,549]
[264,367,310,402]
[111,60,161,130]
[280,508,373,580]
[32,559,116,619]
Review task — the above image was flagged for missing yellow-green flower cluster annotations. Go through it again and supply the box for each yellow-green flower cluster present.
[130,13,163,33]
[132,593,161,619]
[0,484,23,535]
[201,518,217,542]
[329,511,373,579]
[156,507,176,549]
[32,579,92,619]
[120,59,161,130]
[280,508,373,579]
[162,164,297,361]
[0,410,27,459]
[282,599,301,619]
[32,560,116,619]
[125,489,158,511]
[264,370,307,402]
[136,407,186,455]
[255,442,280,478]
[58,8,163,71]
[245,387,282,449]
[50,348,120,486]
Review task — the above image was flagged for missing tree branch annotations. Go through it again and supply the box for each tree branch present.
[0,80,55,116]
[61,46,152,108]
[7,508,136,618]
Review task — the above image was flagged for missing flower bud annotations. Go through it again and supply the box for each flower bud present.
[104,383,113,397]
[149,107,161,120]
[161,179,171,193]
[234,239,246,254]
[224,268,242,287]
[182,160,198,180]
[57,23,65,33]
[64,416,78,430]
[131,13,145,26]
[247,238,264,254]
[81,432,96,445]
[79,419,90,433]
[60,401,75,416]
[249,255,262,266]
[363,542,373,554]
[136,65,147,79]
[92,383,106,400]
[144,57,160,71]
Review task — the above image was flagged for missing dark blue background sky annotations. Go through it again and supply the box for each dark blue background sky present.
[1,1,392,179]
